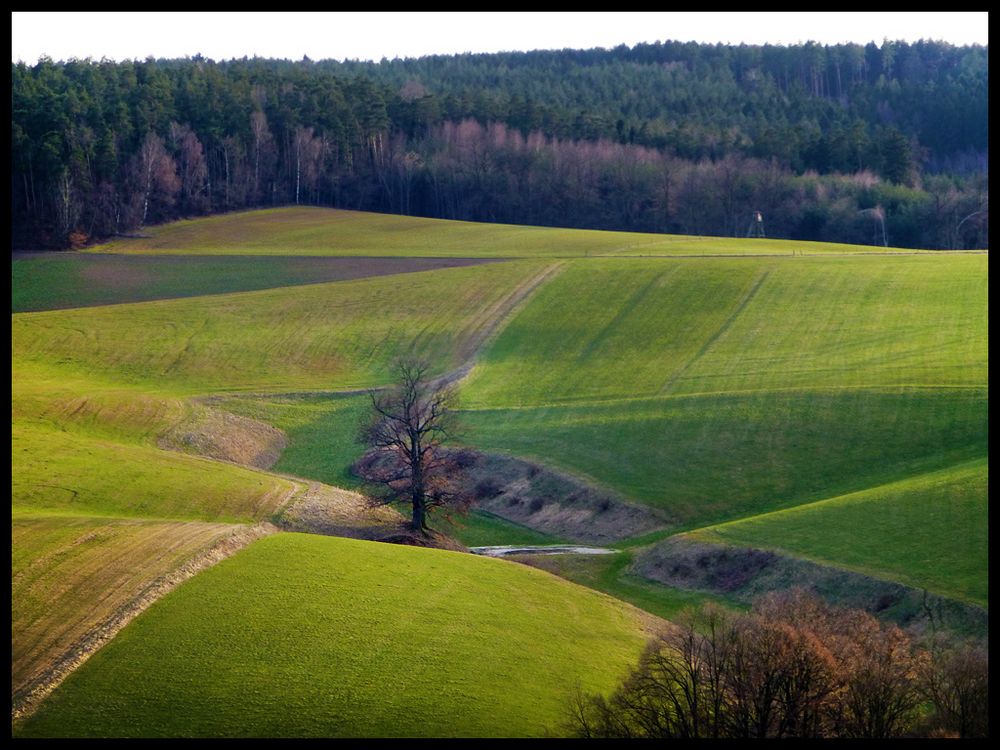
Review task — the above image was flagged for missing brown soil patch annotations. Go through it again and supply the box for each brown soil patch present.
[275,482,402,539]
[633,536,987,637]
[158,401,287,469]
[451,450,669,543]
[274,482,468,552]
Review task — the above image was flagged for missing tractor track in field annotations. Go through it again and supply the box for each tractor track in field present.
[434,260,566,390]
[658,268,771,396]
[195,260,567,402]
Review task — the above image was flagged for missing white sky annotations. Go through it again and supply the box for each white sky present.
[11,12,989,65]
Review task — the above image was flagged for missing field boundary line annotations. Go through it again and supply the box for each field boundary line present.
[11,521,280,724]
[698,455,988,534]
[587,249,988,259]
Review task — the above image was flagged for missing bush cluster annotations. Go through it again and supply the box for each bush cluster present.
[568,590,987,738]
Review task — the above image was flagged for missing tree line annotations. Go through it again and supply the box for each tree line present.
[10,41,988,251]
[568,590,988,739]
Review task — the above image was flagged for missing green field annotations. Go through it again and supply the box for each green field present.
[452,250,987,606]
[11,359,300,707]
[460,255,987,406]
[459,388,987,529]
[12,358,296,524]
[11,207,988,736]
[693,458,989,606]
[12,260,552,393]
[12,514,242,703]
[11,253,500,313]
[14,533,653,738]
[88,206,931,258]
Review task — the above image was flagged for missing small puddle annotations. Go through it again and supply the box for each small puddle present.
[470,545,619,557]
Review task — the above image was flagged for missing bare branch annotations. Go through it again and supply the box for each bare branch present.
[354,357,476,533]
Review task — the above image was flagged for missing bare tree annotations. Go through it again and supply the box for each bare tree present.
[169,122,209,215]
[567,593,946,739]
[53,169,81,245]
[355,359,475,533]
[250,109,273,205]
[293,126,325,205]
[919,638,989,738]
[835,619,923,738]
[132,132,179,227]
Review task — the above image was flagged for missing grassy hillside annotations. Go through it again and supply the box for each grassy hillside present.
[11,253,500,313]
[11,207,987,736]
[12,514,242,702]
[691,458,989,606]
[10,250,561,721]
[12,359,295,523]
[12,260,552,392]
[88,206,928,258]
[14,533,654,738]
[460,255,987,406]
[11,359,298,705]
[12,421,293,522]
[459,388,987,529]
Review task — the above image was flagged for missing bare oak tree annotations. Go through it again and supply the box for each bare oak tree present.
[356,358,474,533]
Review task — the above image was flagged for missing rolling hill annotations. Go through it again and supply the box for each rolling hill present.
[11,207,987,736]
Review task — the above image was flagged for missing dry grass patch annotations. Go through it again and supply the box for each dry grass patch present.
[158,400,288,469]
[273,482,405,540]
[11,515,262,715]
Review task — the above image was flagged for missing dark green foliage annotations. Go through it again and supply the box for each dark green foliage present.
[11,40,987,250]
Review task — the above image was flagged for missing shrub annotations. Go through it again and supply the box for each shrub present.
[475,478,503,500]
[566,591,981,739]
[918,638,989,738]
[68,230,89,249]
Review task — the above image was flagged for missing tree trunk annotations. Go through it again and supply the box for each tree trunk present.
[295,149,301,205]
[223,142,230,209]
[411,496,427,532]
[254,140,260,205]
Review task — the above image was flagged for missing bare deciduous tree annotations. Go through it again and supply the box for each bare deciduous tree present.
[250,109,273,205]
[132,132,180,227]
[169,122,209,215]
[567,592,983,739]
[293,126,325,205]
[355,358,475,533]
[919,638,989,738]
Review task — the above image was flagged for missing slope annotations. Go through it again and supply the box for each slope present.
[14,533,655,738]
[690,458,989,606]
